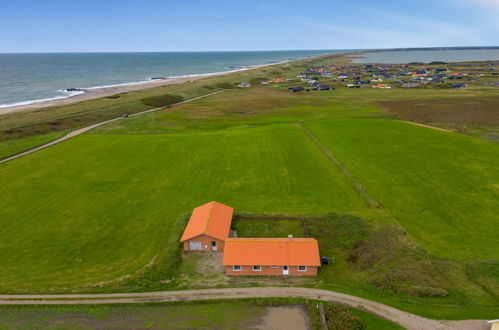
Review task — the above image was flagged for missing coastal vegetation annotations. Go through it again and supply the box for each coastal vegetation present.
[0,53,498,320]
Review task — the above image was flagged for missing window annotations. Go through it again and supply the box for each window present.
[253,265,261,272]
[298,266,307,272]
[233,265,242,271]
[270,265,279,269]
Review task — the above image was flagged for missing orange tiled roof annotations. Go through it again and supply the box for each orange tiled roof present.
[180,201,233,242]
[223,238,320,266]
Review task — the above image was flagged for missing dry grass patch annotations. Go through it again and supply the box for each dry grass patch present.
[378,96,499,126]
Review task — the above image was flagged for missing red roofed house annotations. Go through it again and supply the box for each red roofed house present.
[180,201,233,252]
[223,238,320,276]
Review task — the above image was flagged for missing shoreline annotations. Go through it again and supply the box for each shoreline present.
[0,55,326,115]
[0,68,247,115]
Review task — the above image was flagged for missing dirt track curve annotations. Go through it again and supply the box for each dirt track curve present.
[0,90,229,165]
[0,287,488,330]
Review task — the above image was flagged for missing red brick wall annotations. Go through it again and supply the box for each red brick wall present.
[183,235,225,251]
[225,265,317,276]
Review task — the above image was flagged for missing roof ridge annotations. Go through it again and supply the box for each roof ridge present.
[202,202,216,234]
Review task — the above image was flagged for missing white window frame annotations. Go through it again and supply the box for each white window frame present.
[270,265,279,269]
[298,266,307,272]
[233,265,242,272]
[253,265,262,272]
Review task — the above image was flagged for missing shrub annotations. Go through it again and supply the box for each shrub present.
[325,304,364,330]
[405,285,448,297]
[105,94,121,99]
[140,94,184,107]
[214,82,233,89]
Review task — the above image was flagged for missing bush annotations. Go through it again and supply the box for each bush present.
[214,82,233,89]
[140,94,184,107]
[405,285,448,297]
[105,94,121,99]
[325,304,364,330]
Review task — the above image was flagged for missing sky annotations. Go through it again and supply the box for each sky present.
[0,0,498,52]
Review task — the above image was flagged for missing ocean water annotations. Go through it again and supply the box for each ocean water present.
[354,48,499,64]
[0,50,343,108]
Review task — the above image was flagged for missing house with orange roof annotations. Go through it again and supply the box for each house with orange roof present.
[223,237,321,276]
[180,201,233,252]
[181,202,322,276]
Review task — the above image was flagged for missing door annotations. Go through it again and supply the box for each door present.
[188,241,202,250]
[211,241,217,251]
[283,266,289,275]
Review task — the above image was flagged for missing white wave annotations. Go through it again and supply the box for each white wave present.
[83,79,166,90]
[0,90,85,109]
[0,53,329,110]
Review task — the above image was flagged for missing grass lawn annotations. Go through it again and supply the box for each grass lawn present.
[0,123,363,292]
[0,131,65,160]
[349,307,404,330]
[304,118,499,259]
[232,218,306,238]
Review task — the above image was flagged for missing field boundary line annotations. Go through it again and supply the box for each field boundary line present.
[0,287,487,330]
[296,122,380,209]
[0,89,230,165]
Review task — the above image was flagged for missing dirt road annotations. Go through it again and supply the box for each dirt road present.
[0,287,488,330]
[0,90,228,165]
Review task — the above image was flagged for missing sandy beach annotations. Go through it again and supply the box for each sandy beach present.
[0,70,236,116]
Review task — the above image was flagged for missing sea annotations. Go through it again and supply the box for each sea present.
[353,48,499,64]
[1,48,499,109]
[0,50,343,109]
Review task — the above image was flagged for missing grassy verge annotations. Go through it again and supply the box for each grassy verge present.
[0,298,402,330]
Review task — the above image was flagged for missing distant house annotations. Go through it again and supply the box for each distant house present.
[288,86,305,92]
[452,83,467,88]
[373,83,391,89]
[238,82,251,88]
[269,78,285,83]
[180,201,233,252]
[400,83,419,88]
[223,238,321,276]
[316,85,333,91]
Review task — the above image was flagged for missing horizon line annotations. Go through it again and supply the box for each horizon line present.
[1,45,498,55]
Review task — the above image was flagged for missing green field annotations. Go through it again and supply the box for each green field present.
[0,132,65,160]
[304,118,499,258]
[0,124,363,292]
[1,54,498,319]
